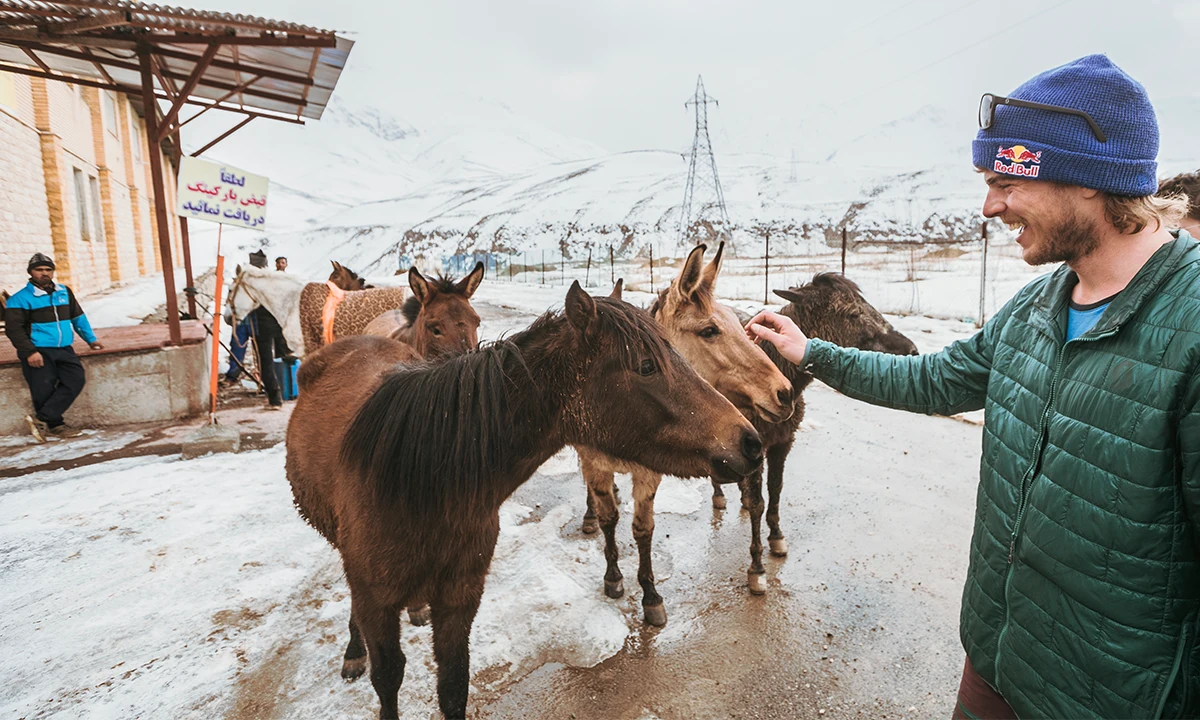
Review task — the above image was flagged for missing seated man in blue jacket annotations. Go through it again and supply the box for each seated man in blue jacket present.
[4,253,103,442]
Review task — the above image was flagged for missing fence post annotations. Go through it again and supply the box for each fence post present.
[841,227,847,275]
[978,222,989,328]
[649,244,655,292]
[561,252,565,285]
[764,229,770,305]
[586,248,592,287]
[610,245,614,285]
[541,249,546,285]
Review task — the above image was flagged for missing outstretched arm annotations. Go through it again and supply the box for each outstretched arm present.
[747,306,1012,417]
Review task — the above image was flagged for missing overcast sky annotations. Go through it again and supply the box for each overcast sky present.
[188,0,1199,161]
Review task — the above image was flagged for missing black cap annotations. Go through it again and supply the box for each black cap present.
[27,253,55,273]
[248,250,268,269]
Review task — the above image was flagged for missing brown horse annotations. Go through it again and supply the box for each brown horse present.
[578,242,794,625]
[297,262,408,354]
[364,262,484,359]
[709,271,919,594]
[285,282,763,719]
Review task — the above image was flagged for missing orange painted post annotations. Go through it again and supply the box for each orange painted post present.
[208,226,225,422]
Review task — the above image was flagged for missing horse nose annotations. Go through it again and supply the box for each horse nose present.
[740,429,763,470]
[776,386,793,408]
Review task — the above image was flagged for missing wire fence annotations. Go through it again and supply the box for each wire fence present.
[416,223,1042,326]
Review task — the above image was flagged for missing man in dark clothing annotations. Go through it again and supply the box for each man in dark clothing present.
[4,253,103,442]
[245,248,291,408]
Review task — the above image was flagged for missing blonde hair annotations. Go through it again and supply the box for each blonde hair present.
[1104,192,1189,234]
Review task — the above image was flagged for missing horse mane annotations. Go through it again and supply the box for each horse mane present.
[401,274,474,327]
[341,298,673,514]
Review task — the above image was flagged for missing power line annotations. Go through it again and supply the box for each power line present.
[834,0,1076,110]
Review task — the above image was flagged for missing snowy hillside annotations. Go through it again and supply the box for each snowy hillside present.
[183,92,1199,279]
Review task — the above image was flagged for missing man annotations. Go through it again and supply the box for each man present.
[245,249,291,408]
[1159,170,1200,236]
[275,256,288,272]
[749,55,1199,718]
[4,253,104,442]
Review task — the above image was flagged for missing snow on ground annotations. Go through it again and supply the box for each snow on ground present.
[0,430,143,469]
[76,270,190,328]
[0,444,637,719]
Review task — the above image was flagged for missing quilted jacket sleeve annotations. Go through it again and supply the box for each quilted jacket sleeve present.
[803,299,1018,417]
[1181,366,1200,554]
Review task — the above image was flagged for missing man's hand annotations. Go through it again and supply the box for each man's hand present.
[27,351,44,368]
[745,311,810,365]
[89,341,103,351]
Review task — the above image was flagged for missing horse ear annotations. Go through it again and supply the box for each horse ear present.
[700,240,725,288]
[331,260,340,272]
[773,288,805,304]
[609,278,624,301]
[674,243,708,300]
[565,280,596,332]
[456,261,484,298]
[409,267,432,305]
[235,264,242,275]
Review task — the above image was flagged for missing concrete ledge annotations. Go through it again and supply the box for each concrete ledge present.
[0,340,208,436]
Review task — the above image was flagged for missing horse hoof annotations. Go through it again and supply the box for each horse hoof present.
[581,517,599,534]
[712,495,727,510]
[605,578,625,599]
[643,603,668,627]
[407,606,431,626]
[769,538,789,557]
[747,572,767,595]
[341,656,367,681]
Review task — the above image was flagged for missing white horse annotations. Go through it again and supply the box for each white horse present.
[226,267,308,356]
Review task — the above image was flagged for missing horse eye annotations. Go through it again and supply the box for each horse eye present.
[638,359,657,376]
[429,326,443,336]
[698,326,720,339]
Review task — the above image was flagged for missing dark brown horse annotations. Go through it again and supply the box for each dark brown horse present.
[285,282,762,719]
[579,243,794,624]
[372,262,483,359]
[714,272,919,594]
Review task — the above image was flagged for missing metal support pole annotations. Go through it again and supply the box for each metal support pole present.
[541,249,545,285]
[841,227,848,275]
[764,229,770,305]
[586,248,592,287]
[139,45,182,345]
[649,244,655,291]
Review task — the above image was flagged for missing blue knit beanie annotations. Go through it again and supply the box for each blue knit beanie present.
[972,54,1158,196]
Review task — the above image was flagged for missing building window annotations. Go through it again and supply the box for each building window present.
[130,113,143,160]
[73,168,91,242]
[0,71,14,112]
[89,176,106,243]
[103,91,118,137]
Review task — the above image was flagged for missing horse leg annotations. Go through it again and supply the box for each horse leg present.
[430,583,485,719]
[351,589,405,719]
[766,441,792,557]
[581,486,599,535]
[341,612,367,680]
[739,477,753,511]
[710,478,727,510]
[631,468,667,626]
[745,468,768,595]
[583,461,623,598]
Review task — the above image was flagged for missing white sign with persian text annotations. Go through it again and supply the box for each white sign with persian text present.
[175,156,269,231]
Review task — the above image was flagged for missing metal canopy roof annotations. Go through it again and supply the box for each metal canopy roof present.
[0,0,353,122]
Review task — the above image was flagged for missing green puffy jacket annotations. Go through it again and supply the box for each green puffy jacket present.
[804,232,1200,719]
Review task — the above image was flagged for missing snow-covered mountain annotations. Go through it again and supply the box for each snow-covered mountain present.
[186,92,1199,278]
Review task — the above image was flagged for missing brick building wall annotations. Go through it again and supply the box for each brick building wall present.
[0,70,181,300]
[0,72,53,295]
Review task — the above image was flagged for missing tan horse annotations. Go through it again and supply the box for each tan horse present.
[298,261,407,354]
[284,283,763,718]
[364,262,484,359]
[578,242,794,626]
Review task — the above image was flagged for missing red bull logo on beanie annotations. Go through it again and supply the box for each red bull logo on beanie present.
[995,145,1041,177]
